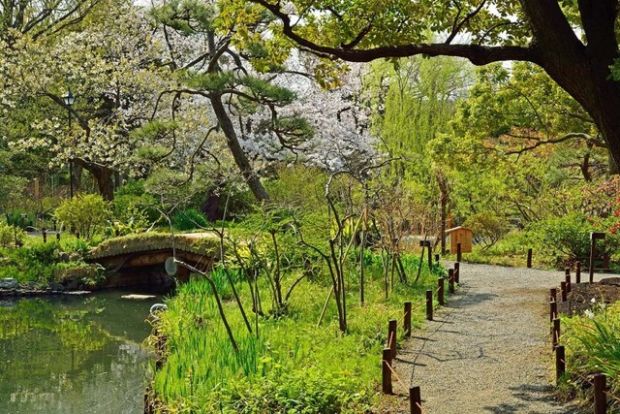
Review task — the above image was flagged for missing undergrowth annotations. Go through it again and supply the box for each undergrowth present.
[560,302,620,412]
[152,253,443,413]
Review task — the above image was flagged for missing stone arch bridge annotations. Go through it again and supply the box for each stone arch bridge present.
[89,232,220,291]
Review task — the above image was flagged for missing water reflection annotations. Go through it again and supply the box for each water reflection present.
[0,291,160,414]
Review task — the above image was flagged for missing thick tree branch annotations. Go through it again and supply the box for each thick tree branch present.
[251,0,536,65]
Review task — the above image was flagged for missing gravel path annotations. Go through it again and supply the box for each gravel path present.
[393,263,605,414]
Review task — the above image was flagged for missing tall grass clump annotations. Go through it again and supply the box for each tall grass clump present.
[562,302,620,411]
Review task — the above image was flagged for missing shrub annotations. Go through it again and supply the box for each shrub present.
[113,181,159,222]
[172,208,209,231]
[465,211,510,248]
[527,212,620,263]
[0,221,25,247]
[107,205,149,236]
[563,302,620,409]
[55,194,110,240]
[4,210,35,229]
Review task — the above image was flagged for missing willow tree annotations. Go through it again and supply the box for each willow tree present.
[249,0,620,172]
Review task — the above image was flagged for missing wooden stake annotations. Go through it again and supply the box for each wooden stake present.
[593,373,607,414]
[382,348,393,394]
[426,290,433,321]
[438,277,445,306]
[410,386,422,414]
[555,345,565,384]
[404,302,412,338]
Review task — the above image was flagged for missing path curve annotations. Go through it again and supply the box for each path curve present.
[394,263,601,414]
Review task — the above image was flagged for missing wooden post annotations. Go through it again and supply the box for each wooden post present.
[560,281,567,302]
[589,232,605,283]
[426,290,433,321]
[42,228,47,243]
[56,232,61,241]
[438,277,445,306]
[404,302,412,338]
[448,269,455,294]
[550,288,557,302]
[565,270,571,294]
[593,374,607,414]
[382,348,393,394]
[552,318,560,350]
[410,386,422,414]
[456,242,462,262]
[426,241,432,272]
[555,345,565,384]
[454,262,460,284]
[575,261,581,284]
[527,248,533,268]
[550,301,557,323]
[388,319,397,358]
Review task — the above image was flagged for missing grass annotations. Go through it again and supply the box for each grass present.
[0,235,95,285]
[560,302,620,412]
[151,253,445,413]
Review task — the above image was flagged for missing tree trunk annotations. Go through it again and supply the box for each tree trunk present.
[210,95,270,202]
[71,162,83,193]
[77,160,115,201]
[437,174,448,255]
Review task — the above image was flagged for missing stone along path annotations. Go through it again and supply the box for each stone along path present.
[393,263,601,414]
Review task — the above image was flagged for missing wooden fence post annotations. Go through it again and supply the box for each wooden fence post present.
[382,348,393,394]
[56,232,61,241]
[426,241,432,272]
[550,288,557,302]
[527,248,533,268]
[42,228,47,243]
[565,269,571,294]
[456,243,462,262]
[575,261,581,284]
[593,373,607,414]
[589,232,606,283]
[454,262,460,284]
[426,290,433,321]
[448,269,455,294]
[552,318,561,350]
[555,345,565,384]
[404,302,412,338]
[438,277,445,306]
[388,320,397,358]
[560,281,567,302]
[550,301,557,323]
[410,386,422,414]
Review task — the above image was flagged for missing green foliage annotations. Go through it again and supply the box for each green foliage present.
[113,181,159,222]
[562,302,620,409]
[526,212,620,263]
[152,247,444,413]
[465,212,510,248]
[54,194,110,240]
[172,208,209,230]
[0,240,92,285]
[0,221,25,247]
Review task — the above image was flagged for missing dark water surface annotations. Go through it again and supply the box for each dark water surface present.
[0,291,161,414]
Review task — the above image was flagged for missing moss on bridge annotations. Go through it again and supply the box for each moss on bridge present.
[90,232,222,259]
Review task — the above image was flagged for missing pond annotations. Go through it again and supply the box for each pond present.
[0,291,162,414]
